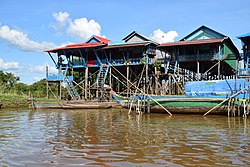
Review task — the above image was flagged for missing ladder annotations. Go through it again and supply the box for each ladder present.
[166,60,178,74]
[64,76,80,100]
[95,64,110,88]
[62,67,80,100]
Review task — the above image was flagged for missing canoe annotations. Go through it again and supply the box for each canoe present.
[33,102,112,109]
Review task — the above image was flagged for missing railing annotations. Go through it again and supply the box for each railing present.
[111,58,152,65]
[178,54,216,62]
[46,74,64,81]
[67,58,153,67]
[46,74,73,81]
[71,61,85,67]
[238,68,250,76]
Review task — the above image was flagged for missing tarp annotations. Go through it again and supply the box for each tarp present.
[185,79,250,98]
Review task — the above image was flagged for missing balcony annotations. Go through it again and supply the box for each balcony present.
[111,58,152,66]
[178,54,216,62]
[46,74,73,82]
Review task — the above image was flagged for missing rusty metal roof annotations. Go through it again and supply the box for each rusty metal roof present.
[158,39,224,47]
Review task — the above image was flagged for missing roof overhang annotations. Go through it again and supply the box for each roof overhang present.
[44,42,107,53]
[103,42,157,49]
[158,39,224,47]
[236,33,250,39]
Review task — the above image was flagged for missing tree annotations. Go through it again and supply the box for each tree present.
[0,70,20,93]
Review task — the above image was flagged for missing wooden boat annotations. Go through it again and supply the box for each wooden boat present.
[33,101,112,109]
[110,78,250,115]
[111,92,228,114]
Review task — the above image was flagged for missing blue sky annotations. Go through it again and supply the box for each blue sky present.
[0,0,249,84]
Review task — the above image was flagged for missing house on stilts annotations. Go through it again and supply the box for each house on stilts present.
[43,25,240,100]
[237,32,250,76]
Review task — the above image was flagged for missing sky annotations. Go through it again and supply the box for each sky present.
[0,0,249,85]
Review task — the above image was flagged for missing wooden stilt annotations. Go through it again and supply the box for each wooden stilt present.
[58,81,62,99]
[204,86,249,116]
[46,66,49,99]
[109,66,112,101]
[85,67,88,100]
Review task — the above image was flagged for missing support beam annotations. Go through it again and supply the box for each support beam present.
[58,81,62,99]
[48,52,57,66]
[46,66,49,99]
[218,60,221,79]
[78,49,86,67]
[127,65,129,98]
[85,67,88,100]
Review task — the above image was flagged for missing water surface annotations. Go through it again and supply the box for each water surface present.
[0,108,249,166]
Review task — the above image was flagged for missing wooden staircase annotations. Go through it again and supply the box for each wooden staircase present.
[62,67,80,100]
[95,64,110,89]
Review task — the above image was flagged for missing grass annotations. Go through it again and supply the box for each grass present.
[0,93,64,108]
[0,93,30,108]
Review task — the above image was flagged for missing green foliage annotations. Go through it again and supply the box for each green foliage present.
[153,61,161,70]
[140,57,146,64]
[0,94,29,108]
[0,71,20,94]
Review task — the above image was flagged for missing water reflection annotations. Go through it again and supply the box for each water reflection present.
[0,108,249,166]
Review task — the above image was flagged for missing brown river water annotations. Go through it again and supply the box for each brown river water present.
[0,108,249,167]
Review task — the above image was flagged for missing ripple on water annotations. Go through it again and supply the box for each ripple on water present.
[0,109,249,166]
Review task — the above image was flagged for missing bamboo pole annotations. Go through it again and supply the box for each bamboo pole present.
[112,66,172,116]
[204,86,249,116]
[85,67,88,100]
[46,66,49,99]
[128,64,145,115]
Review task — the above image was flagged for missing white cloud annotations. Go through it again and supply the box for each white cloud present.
[150,29,178,44]
[67,18,101,40]
[53,11,102,41]
[53,11,70,31]
[29,63,57,74]
[0,24,57,52]
[0,58,19,70]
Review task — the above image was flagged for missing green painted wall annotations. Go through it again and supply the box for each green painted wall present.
[223,44,237,70]
[224,59,237,70]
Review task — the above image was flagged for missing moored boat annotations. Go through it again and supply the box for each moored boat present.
[33,101,112,109]
[111,78,250,115]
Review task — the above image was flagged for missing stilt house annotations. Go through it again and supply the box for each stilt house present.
[158,25,240,81]
[237,33,250,76]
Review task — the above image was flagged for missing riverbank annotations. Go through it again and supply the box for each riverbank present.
[0,94,30,108]
[0,94,65,108]
[0,94,120,109]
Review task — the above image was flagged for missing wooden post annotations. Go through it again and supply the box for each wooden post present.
[218,60,221,80]
[58,81,62,99]
[46,66,49,99]
[85,67,88,100]
[146,57,150,113]
[197,61,200,80]
[88,81,91,99]
[127,65,129,98]
[155,67,159,95]
[109,66,112,101]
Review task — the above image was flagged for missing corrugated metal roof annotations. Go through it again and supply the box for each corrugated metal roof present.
[237,33,250,39]
[93,35,111,44]
[44,35,111,52]
[103,42,152,49]
[158,39,224,47]
[44,42,106,52]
